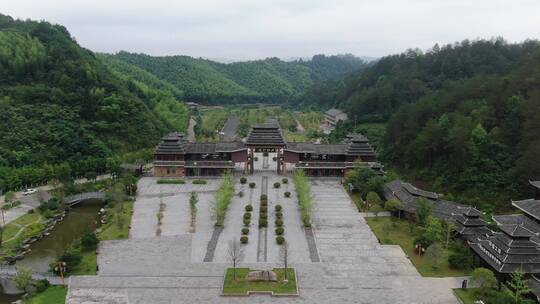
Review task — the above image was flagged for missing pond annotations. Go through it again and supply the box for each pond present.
[0,199,103,303]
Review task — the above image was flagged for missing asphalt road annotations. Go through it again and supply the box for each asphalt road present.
[220,116,240,141]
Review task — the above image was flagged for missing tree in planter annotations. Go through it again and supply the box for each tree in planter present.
[471,267,497,296]
[279,240,290,281]
[190,192,198,230]
[507,269,531,302]
[240,177,247,184]
[273,182,281,189]
[227,239,244,281]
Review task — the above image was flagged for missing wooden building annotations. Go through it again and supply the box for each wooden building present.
[153,120,384,177]
[324,108,348,127]
[383,180,490,239]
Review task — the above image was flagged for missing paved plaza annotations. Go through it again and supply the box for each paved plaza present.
[67,166,461,303]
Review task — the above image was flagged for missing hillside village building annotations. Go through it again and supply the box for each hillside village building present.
[153,120,383,177]
[324,108,348,127]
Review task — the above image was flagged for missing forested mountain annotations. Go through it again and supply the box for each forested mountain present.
[106,52,366,104]
[0,14,188,190]
[323,39,540,211]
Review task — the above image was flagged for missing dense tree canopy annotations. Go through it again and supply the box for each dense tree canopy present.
[0,14,188,191]
[107,52,366,104]
[318,38,540,210]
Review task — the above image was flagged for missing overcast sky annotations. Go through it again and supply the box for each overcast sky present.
[3,0,540,61]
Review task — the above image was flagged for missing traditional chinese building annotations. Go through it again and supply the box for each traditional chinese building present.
[324,108,348,127]
[469,181,540,299]
[153,120,384,177]
[383,180,489,239]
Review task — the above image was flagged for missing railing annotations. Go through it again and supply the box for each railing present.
[64,191,105,205]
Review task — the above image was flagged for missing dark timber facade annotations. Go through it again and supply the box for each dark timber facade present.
[153,120,384,177]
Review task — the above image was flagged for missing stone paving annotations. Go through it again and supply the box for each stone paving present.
[67,175,461,304]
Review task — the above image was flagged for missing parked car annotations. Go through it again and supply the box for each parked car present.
[22,188,37,196]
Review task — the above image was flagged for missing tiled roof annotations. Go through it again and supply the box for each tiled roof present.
[530,181,540,189]
[513,199,540,221]
[284,143,346,155]
[325,108,345,116]
[499,224,535,238]
[154,133,187,154]
[343,134,377,158]
[245,120,286,146]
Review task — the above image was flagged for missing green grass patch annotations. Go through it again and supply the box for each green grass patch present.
[69,249,97,275]
[99,201,134,241]
[1,212,45,258]
[293,170,313,227]
[24,285,67,304]
[223,268,297,295]
[366,217,470,277]
[453,288,478,304]
[157,179,185,184]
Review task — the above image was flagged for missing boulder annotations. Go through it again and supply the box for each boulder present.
[246,270,277,282]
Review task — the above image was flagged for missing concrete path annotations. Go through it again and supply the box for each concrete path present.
[66,175,461,304]
[187,117,196,142]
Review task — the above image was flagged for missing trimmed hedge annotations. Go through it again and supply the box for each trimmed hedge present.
[275,219,283,227]
[275,227,284,235]
[245,205,253,212]
[157,179,185,184]
[243,218,251,226]
[260,194,268,200]
[260,206,268,213]
[259,219,268,228]
[275,212,283,219]
[275,205,282,212]
[243,213,252,219]
[276,236,285,245]
[259,212,268,220]
[242,228,249,235]
[192,179,207,184]
[240,236,248,244]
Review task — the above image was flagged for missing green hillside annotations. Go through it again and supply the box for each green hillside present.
[321,39,540,211]
[107,52,366,104]
[0,14,188,191]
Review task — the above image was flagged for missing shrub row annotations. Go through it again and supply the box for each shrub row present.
[157,179,185,184]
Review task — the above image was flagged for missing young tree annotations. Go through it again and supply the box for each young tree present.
[384,199,404,218]
[4,191,15,204]
[424,243,444,269]
[366,191,382,208]
[423,216,443,244]
[507,269,531,302]
[36,189,48,205]
[416,198,432,226]
[471,267,497,296]
[444,221,457,247]
[227,239,244,281]
[13,267,33,293]
[280,240,290,281]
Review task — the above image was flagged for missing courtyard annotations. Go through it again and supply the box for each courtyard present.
[66,156,462,303]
